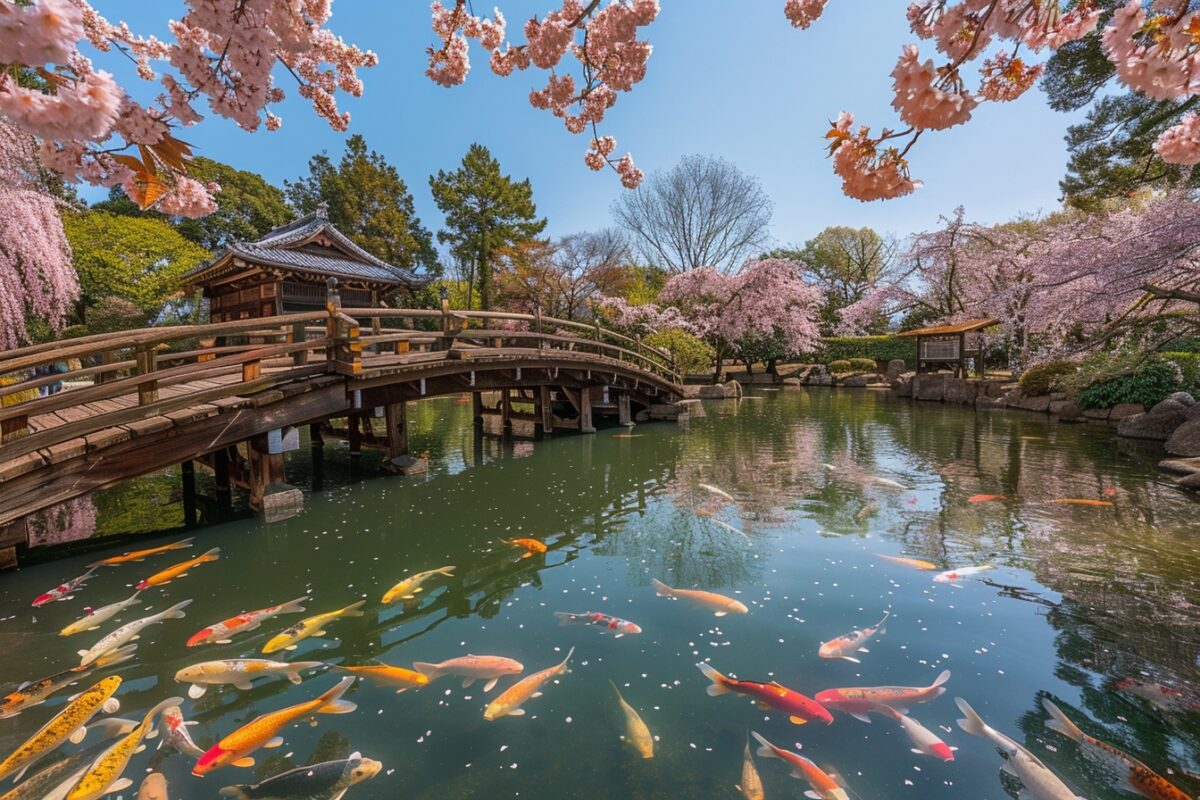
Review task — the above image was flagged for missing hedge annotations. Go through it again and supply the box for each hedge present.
[809,336,911,367]
[1018,360,1077,396]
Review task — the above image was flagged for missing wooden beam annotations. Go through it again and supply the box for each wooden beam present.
[181,459,197,527]
[580,387,595,434]
[538,386,553,437]
[384,401,408,459]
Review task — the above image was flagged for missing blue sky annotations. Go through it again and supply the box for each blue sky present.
[89,1,1090,251]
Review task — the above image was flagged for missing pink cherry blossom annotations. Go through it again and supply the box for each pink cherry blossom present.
[0,0,82,66]
[0,68,121,141]
[784,0,829,29]
[1154,112,1200,164]
[978,53,1043,101]
[891,45,977,130]
[827,112,923,202]
[155,175,219,218]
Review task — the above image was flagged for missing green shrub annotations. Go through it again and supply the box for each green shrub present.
[813,335,911,367]
[645,327,715,376]
[848,357,878,372]
[1075,360,1182,410]
[1018,361,1077,396]
[1160,352,1200,392]
[828,359,853,374]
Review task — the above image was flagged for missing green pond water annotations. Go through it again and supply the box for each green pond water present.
[2,387,1200,799]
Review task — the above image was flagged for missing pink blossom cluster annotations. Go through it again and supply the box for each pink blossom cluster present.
[891,45,977,129]
[1101,0,1199,102]
[428,0,657,189]
[599,296,694,338]
[784,0,829,29]
[1154,112,1200,165]
[828,112,923,202]
[0,68,121,141]
[0,0,82,66]
[155,176,221,218]
[978,53,1043,101]
[0,120,79,349]
[584,135,616,170]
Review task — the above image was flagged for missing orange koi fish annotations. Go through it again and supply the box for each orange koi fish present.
[875,554,939,571]
[1043,699,1193,800]
[1048,498,1114,507]
[697,663,832,725]
[89,538,194,568]
[503,538,547,558]
[136,548,220,589]
[484,648,573,720]
[334,663,429,693]
[968,494,1006,503]
[192,677,357,775]
[750,732,848,799]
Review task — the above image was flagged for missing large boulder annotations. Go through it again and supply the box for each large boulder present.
[699,381,742,399]
[1166,391,1196,407]
[1150,398,1189,417]
[944,378,978,404]
[886,359,906,382]
[914,373,948,402]
[1049,399,1081,420]
[1177,471,1200,490]
[808,374,833,386]
[892,375,913,397]
[1083,408,1110,421]
[1166,419,1200,457]
[1109,403,1145,421]
[1117,405,1189,440]
[1012,394,1051,413]
[843,373,885,387]
[976,396,1006,409]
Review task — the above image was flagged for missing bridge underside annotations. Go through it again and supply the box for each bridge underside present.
[0,353,681,532]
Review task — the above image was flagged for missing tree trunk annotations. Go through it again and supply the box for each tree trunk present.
[767,357,778,377]
[711,343,725,384]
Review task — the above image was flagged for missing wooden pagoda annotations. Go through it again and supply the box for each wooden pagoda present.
[897,318,998,378]
[184,202,428,322]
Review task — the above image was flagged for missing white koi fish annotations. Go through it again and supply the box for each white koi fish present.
[955,698,1082,800]
[698,483,736,502]
[869,476,909,490]
[77,600,192,668]
[933,565,996,585]
[60,593,142,637]
[819,611,889,664]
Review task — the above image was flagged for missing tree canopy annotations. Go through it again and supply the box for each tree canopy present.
[429,143,546,310]
[287,135,439,274]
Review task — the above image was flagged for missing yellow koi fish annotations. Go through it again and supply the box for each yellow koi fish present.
[484,648,573,721]
[136,548,220,589]
[262,600,365,654]
[610,681,653,758]
[1048,498,1115,507]
[65,696,180,800]
[334,663,429,693]
[381,565,456,604]
[0,676,122,782]
[651,578,748,617]
[89,538,193,568]
[737,735,765,800]
[193,677,357,775]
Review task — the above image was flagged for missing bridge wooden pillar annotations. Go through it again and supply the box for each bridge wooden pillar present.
[181,460,197,528]
[618,392,633,427]
[536,386,553,438]
[246,435,302,523]
[384,401,408,459]
[471,392,484,430]
[580,387,595,434]
[309,423,325,492]
[213,447,232,519]
[501,389,513,437]
[347,414,363,461]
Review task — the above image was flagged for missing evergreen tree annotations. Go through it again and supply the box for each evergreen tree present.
[429,144,546,310]
[286,135,439,274]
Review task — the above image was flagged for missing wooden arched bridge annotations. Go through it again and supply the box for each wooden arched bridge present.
[0,297,682,561]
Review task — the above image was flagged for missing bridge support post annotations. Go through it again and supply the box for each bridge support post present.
[580,387,595,434]
[536,386,553,439]
[247,435,302,523]
[347,415,363,462]
[309,423,325,492]
[618,392,633,427]
[471,392,484,430]
[181,460,197,528]
[212,447,233,518]
[501,389,513,437]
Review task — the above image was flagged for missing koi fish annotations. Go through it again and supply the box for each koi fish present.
[0,676,122,783]
[879,706,955,761]
[33,569,98,607]
[876,554,939,571]
[136,548,220,589]
[503,538,548,558]
[693,508,715,517]
[65,696,180,800]
[815,670,951,722]
[89,538,193,568]
[712,518,751,542]
[381,565,456,604]
[651,579,748,616]
[186,595,309,647]
[736,736,765,800]
[137,773,168,800]
[261,600,365,654]
[609,681,653,759]
[0,647,136,719]
[77,599,192,668]
[193,677,358,775]
[698,483,735,502]
[1042,698,1192,800]
[1048,498,1114,507]
[554,611,642,636]
[0,736,131,800]
[1114,679,1200,715]
[334,663,429,693]
[855,501,879,522]
[696,663,832,725]
[175,659,326,699]
[969,494,1006,503]
[411,655,524,692]
[933,565,995,584]
[870,476,909,490]
[60,592,142,636]
[750,731,848,799]
[819,611,889,664]
[218,752,381,800]
[483,648,573,721]
[158,705,206,758]
[612,434,644,439]
[955,697,1080,800]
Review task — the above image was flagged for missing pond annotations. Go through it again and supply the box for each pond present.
[1,387,1199,799]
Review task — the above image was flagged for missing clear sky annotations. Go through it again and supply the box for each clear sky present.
[88,1,1089,251]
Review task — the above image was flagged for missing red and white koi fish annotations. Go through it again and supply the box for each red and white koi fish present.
[33,569,98,607]
[186,595,308,647]
[819,611,889,664]
[750,731,848,799]
[933,565,995,584]
[697,663,833,725]
[61,592,142,637]
[554,611,642,636]
[879,706,956,762]
[1114,679,1200,715]
[158,704,206,758]
[1043,698,1192,800]
[815,670,951,722]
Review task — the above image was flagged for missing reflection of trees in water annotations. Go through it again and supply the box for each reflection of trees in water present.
[27,497,96,546]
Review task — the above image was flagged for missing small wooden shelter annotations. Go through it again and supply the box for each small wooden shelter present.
[898,318,998,378]
[184,202,427,322]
